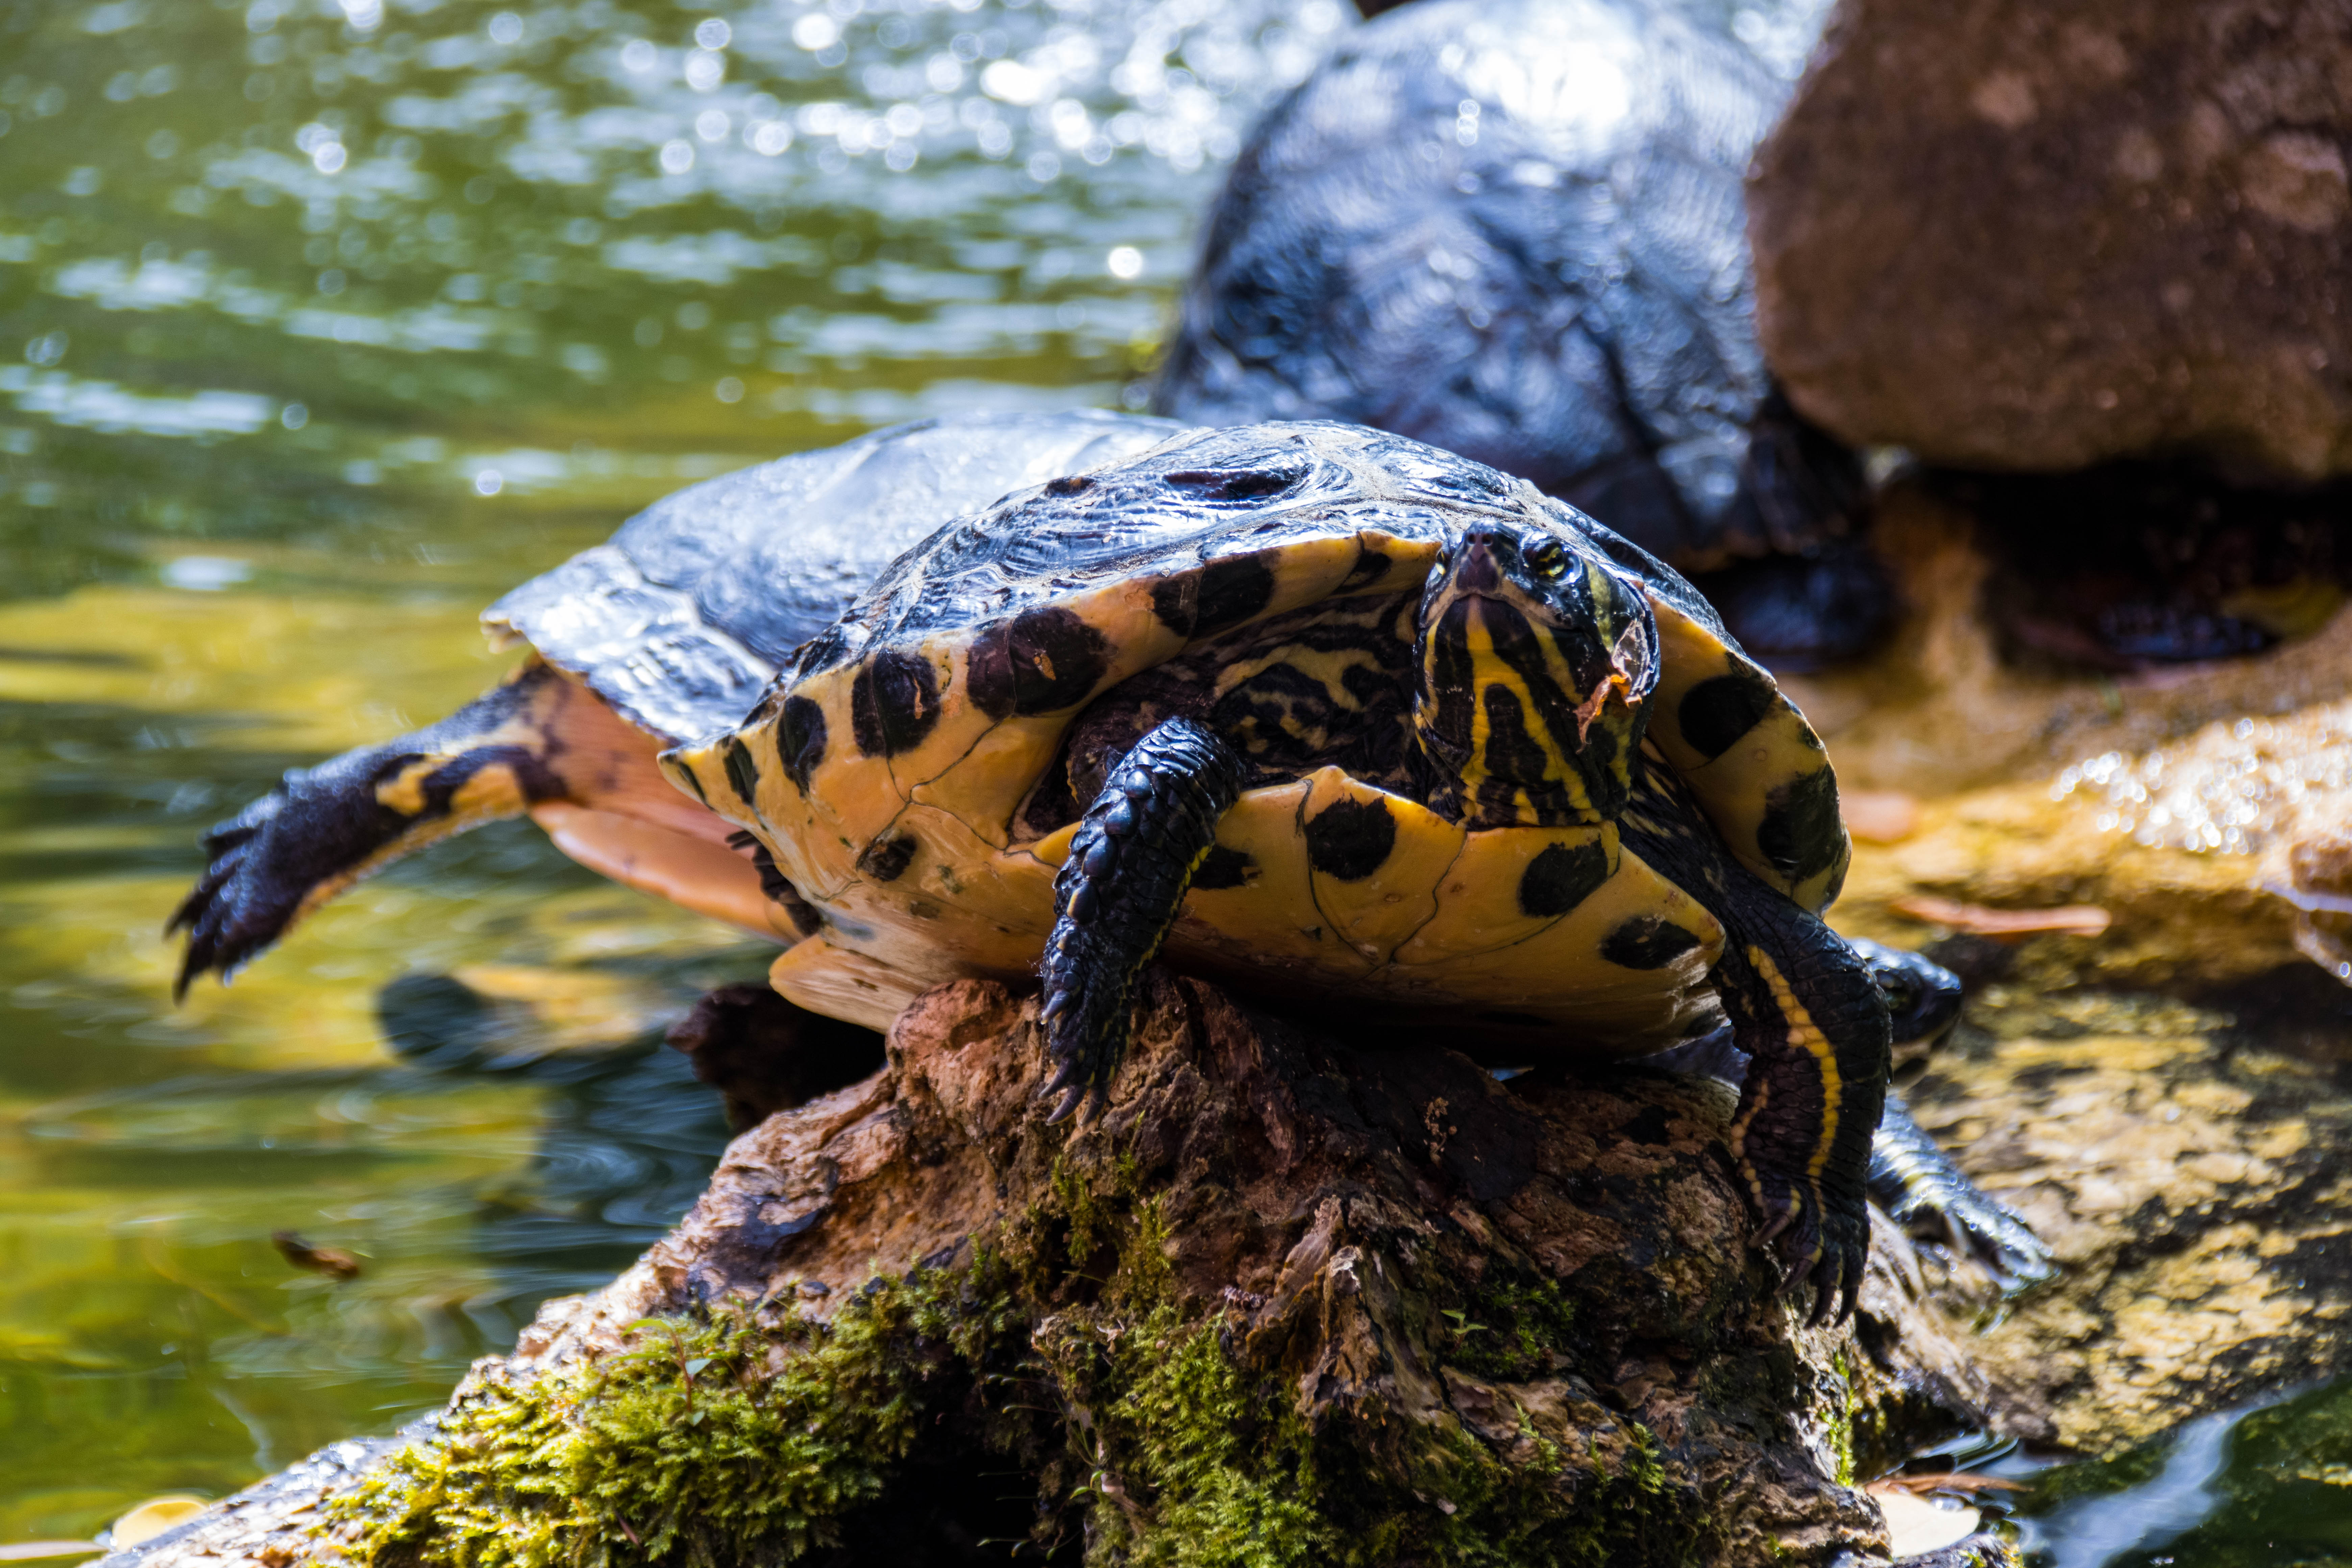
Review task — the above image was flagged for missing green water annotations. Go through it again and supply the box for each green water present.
[0,0,1331,1536]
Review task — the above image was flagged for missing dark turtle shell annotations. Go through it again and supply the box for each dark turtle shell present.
[670,422,1846,1035]
[483,410,1181,744]
[1152,0,1875,661]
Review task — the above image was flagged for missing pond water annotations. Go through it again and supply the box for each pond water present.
[4,0,2349,1558]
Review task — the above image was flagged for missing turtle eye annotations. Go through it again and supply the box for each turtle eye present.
[1522,536,1567,579]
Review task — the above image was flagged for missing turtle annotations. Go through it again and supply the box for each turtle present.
[662,418,2033,1318]
[168,410,1183,986]
[170,412,2044,1298]
[1151,0,1884,671]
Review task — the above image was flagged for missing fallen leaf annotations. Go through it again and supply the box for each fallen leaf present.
[1866,1485,1980,1557]
[1871,1472,2028,1496]
[1892,895,2111,939]
[108,1498,210,1550]
[272,1231,364,1281]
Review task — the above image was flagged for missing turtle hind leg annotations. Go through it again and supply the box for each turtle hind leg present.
[1620,760,1887,1325]
[1038,716,1245,1119]
[1851,937,2055,1287]
[170,661,580,996]
[1870,1096,2053,1289]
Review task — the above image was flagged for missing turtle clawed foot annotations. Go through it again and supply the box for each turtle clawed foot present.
[1901,1185,2055,1293]
[1036,1011,1122,1126]
[1752,1176,1867,1327]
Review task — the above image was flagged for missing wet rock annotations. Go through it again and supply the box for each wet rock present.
[1750,0,2352,482]
[1787,532,2352,1453]
[108,975,1996,1568]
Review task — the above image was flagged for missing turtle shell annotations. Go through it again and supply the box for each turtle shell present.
[1152,0,1858,573]
[481,410,1181,745]
[669,422,1847,1045]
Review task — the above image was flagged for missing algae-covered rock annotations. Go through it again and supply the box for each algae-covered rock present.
[101,974,1994,1568]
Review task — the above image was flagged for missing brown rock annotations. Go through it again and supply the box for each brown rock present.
[105,975,1998,1568]
[1750,0,2352,481]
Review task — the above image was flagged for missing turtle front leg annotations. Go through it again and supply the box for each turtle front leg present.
[1038,717,1246,1121]
[1620,761,1888,1323]
[1710,912,1889,1324]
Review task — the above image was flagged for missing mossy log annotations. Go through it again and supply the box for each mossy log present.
[103,975,2011,1568]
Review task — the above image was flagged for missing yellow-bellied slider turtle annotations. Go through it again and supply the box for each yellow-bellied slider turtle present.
[172,414,2044,1299]
[168,411,1180,985]
[1154,0,1880,669]
[669,421,1913,1314]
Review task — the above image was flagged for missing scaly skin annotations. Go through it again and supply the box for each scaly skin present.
[1621,755,1888,1324]
[1037,718,1246,1120]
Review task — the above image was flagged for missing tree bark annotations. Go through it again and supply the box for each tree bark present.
[101,974,2010,1568]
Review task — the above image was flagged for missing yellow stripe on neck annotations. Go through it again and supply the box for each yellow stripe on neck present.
[1449,601,1593,826]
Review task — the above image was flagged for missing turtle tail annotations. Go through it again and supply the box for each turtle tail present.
[169,661,578,997]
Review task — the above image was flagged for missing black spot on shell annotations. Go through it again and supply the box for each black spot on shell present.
[1045,473,1094,496]
[1191,844,1255,889]
[674,759,710,806]
[969,607,1112,718]
[1341,543,1392,589]
[1198,554,1278,634]
[1153,553,1279,638]
[1757,767,1844,885]
[1677,671,1779,762]
[850,650,944,757]
[778,695,827,792]
[1304,795,1396,882]
[856,829,917,883]
[721,738,760,805]
[1162,465,1304,504]
[1601,916,1702,970]
[728,829,821,937]
[1517,839,1611,918]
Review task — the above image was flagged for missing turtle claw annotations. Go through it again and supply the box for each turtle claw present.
[1928,1191,2055,1293]
[1869,1096,2056,1293]
[1751,1175,1867,1327]
[1045,1084,1086,1125]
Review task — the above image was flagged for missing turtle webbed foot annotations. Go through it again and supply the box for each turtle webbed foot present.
[169,789,308,998]
[1903,1183,2053,1292]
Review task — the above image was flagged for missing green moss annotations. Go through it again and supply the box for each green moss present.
[329,1152,1705,1568]
[1824,1353,1858,1489]
[325,1257,1026,1568]
[1439,1270,1577,1384]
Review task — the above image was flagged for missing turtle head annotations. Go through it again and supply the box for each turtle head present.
[1413,520,1658,828]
